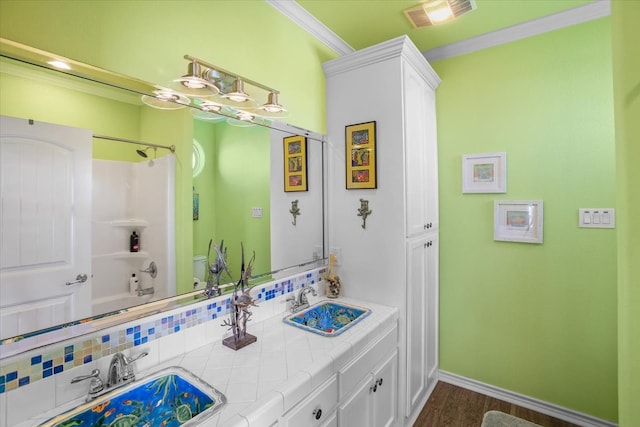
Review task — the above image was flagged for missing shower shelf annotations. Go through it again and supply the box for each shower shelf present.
[112,251,150,259]
[111,219,149,229]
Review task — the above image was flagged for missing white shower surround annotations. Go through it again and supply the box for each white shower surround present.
[91,155,176,314]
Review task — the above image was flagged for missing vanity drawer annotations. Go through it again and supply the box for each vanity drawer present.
[339,324,398,399]
[280,375,338,427]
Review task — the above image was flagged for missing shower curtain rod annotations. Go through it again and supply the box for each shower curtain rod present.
[92,134,176,153]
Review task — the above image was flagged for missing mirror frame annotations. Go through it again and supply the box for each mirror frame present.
[0,38,328,356]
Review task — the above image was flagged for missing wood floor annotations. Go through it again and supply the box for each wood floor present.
[413,381,582,427]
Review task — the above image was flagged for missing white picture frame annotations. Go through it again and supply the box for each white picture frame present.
[462,152,506,193]
[494,200,544,244]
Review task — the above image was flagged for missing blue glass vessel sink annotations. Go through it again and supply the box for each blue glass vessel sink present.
[40,366,225,427]
[284,300,371,336]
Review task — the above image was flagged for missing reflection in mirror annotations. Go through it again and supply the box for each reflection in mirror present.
[0,39,326,356]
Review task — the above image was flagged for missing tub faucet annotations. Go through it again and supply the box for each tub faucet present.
[287,287,317,313]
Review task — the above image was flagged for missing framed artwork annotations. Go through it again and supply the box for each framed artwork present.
[283,134,308,192]
[462,152,506,193]
[494,200,543,244]
[346,121,377,189]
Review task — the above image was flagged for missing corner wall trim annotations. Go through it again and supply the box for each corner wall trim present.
[422,0,611,62]
[265,0,354,56]
[438,370,618,427]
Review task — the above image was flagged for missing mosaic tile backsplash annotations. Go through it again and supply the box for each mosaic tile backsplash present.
[0,268,324,395]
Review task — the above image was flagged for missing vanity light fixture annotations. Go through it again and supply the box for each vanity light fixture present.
[260,91,287,114]
[146,54,289,119]
[222,78,252,103]
[141,89,190,110]
[172,60,220,97]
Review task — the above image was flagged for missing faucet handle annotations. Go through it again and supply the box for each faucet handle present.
[71,369,104,396]
[123,351,148,380]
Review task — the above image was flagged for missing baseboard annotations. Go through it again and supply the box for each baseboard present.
[438,370,617,427]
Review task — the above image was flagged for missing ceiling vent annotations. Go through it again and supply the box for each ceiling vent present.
[404,0,476,28]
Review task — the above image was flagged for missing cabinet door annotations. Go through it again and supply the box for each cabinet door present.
[405,236,429,416]
[404,64,435,238]
[425,234,439,389]
[372,350,398,427]
[423,89,439,232]
[338,374,373,427]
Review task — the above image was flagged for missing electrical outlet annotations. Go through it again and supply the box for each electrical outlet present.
[330,247,342,264]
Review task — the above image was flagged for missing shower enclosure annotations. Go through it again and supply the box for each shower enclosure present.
[91,155,176,314]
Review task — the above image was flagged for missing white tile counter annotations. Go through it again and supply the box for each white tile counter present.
[20,296,398,427]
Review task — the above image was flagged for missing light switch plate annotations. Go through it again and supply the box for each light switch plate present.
[251,207,263,218]
[579,208,615,228]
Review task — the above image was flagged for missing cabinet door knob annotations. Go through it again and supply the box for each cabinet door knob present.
[378,378,383,386]
[313,408,322,420]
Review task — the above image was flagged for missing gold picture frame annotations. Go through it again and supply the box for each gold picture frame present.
[346,121,377,189]
[283,134,308,192]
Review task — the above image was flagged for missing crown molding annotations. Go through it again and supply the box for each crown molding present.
[423,0,611,62]
[322,35,441,89]
[265,0,354,56]
[269,0,610,63]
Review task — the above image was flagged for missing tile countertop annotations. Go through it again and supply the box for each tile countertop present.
[24,296,398,427]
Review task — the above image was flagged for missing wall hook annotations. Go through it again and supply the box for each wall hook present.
[289,200,300,225]
[357,199,372,229]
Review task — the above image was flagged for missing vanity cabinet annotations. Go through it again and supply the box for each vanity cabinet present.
[279,375,338,427]
[324,35,440,425]
[338,350,398,427]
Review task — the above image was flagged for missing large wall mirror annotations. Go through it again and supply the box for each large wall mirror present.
[0,39,326,356]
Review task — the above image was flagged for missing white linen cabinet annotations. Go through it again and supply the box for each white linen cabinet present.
[324,35,440,425]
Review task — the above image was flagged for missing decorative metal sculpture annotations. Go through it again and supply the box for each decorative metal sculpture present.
[221,242,258,351]
[357,199,372,229]
[290,199,301,225]
[204,239,231,298]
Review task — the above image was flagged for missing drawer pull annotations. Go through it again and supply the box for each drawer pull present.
[313,408,322,420]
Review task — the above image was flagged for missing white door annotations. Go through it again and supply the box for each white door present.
[0,116,92,339]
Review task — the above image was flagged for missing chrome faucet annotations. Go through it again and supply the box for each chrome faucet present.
[71,351,148,401]
[107,351,148,387]
[287,287,318,313]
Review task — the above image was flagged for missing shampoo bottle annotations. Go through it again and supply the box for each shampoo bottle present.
[129,273,139,294]
[130,231,140,252]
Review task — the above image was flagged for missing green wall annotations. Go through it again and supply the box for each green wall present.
[193,120,271,284]
[612,2,640,426]
[433,18,617,421]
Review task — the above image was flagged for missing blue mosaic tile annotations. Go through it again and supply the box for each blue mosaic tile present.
[0,267,323,395]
